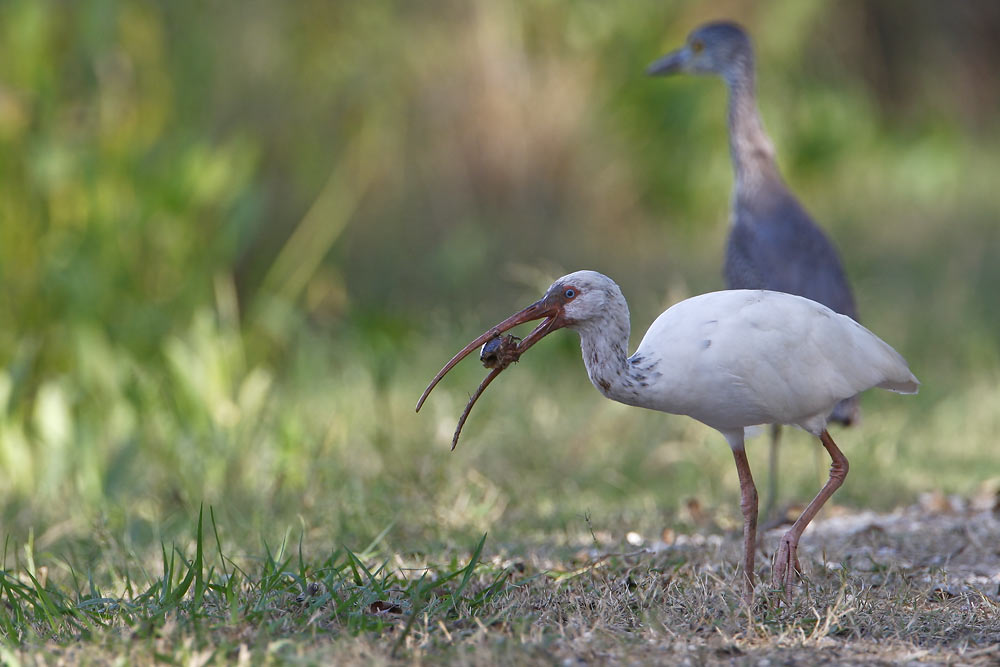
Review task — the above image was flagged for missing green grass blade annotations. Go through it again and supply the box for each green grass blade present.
[449,533,487,617]
[209,506,229,580]
[359,522,395,560]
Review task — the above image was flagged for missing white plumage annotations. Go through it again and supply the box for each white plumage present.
[586,281,917,435]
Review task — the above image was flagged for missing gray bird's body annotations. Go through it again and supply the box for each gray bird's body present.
[725,179,857,321]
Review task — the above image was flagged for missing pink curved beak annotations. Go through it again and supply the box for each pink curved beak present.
[416,291,568,449]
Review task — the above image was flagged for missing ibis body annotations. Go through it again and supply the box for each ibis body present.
[614,289,909,435]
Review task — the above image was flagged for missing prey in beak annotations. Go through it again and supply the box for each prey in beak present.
[416,289,571,450]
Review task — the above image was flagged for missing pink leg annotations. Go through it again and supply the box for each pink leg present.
[731,446,758,602]
[773,430,849,596]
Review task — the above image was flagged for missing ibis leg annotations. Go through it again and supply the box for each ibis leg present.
[762,423,782,523]
[773,429,849,596]
[731,446,759,601]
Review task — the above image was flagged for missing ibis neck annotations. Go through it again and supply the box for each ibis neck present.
[725,70,781,196]
[575,313,649,407]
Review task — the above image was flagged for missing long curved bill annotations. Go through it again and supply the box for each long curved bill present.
[416,293,566,449]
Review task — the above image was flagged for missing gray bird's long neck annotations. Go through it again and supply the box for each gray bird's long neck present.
[576,315,649,408]
[725,72,781,196]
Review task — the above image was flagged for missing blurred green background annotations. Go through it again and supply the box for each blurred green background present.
[1,0,998,559]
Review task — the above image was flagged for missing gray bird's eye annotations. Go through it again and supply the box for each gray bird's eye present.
[564,288,576,299]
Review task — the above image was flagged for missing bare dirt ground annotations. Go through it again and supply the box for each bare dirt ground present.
[439,489,1000,666]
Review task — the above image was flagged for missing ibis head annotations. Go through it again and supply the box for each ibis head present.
[416,271,624,414]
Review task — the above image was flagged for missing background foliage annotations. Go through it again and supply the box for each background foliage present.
[1,0,999,620]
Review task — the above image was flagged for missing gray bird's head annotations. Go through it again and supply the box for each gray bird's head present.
[647,21,754,83]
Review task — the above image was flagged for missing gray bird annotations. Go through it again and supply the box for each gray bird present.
[648,21,859,522]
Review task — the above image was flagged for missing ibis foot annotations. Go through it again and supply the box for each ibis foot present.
[772,534,802,597]
[769,430,849,598]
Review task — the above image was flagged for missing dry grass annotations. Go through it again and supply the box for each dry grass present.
[4,497,999,665]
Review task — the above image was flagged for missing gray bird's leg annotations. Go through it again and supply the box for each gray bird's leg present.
[773,430,849,597]
[730,444,758,603]
[763,423,781,523]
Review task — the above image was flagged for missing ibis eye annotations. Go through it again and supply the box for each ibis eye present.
[564,288,576,299]
[691,39,704,53]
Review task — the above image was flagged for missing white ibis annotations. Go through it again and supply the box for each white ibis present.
[417,271,919,598]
